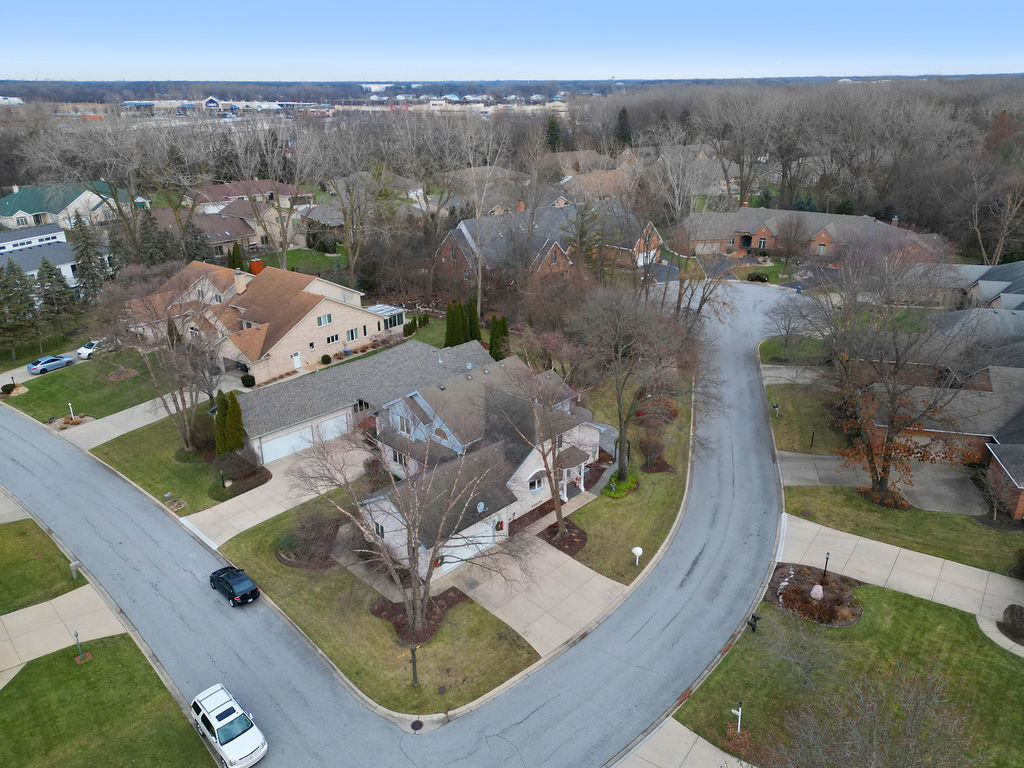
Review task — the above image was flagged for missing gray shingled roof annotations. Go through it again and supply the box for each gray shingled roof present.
[4,241,76,272]
[934,308,1024,343]
[0,223,62,244]
[237,340,494,437]
[988,443,1024,486]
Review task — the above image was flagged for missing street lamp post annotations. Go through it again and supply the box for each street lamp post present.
[823,551,830,582]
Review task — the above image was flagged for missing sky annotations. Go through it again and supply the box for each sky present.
[4,0,1023,82]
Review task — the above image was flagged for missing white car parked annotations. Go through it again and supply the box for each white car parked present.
[190,684,268,767]
[76,339,102,360]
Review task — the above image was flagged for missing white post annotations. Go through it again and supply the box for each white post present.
[731,701,743,733]
[631,546,643,567]
[68,402,75,420]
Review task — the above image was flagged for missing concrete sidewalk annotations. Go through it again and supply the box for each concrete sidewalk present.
[60,394,172,450]
[779,452,988,515]
[0,486,29,524]
[782,513,1024,647]
[761,364,826,386]
[0,584,127,690]
[617,718,751,768]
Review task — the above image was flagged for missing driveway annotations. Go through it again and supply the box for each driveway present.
[779,451,988,515]
[0,281,785,767]
[647,263,679,284]
[0,349,78,386]
[446,533,626,656]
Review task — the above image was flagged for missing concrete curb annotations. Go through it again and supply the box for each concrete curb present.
[604,341,786,767]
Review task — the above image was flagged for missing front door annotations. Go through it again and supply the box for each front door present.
[291,351,301,370]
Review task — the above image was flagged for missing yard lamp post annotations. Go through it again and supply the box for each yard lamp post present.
[68,402,75,420]
[631,546,643,567]
[410,645,419,687]
[823,551,830,582]
[731,701,743,733]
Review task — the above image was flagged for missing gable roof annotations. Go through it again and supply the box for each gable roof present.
[225,267,320,358]
[237,340,494,438]
[192,180,299,203]
[0,184,88,217]
[0,223,63,244]
[151,208,256,244]
[4,241,76,272]
[988,443,1024,486]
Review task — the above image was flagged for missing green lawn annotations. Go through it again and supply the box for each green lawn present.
[410,320,446,348]
[787,485,1023,574]
[572,384,692,584]
[0,519,83,614]
[11,350,159,422]
[733,261,789,283]
[676,588,1024,768]
[0,325,92,371]
[0,635,211,768]
[221,501,539,713]
[765,383,846,454]
[758,334,824,365]
[285,247,348,275]
[92,417,220,515]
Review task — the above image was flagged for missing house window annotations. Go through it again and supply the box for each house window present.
[260,235,269,245]
[383,313,404,330]
[317,314,332,327]
[728,236,735,245]
[327,333,339,344]
[398,416,411,435]
[817,243,827,255]
[550,250,558,266]
[16,217,28,226]
[70,264,78,275]
[308,341,315,350]
[463,270,470,281]
[354,399,370,412]
[214,245,224,256]
[377,321,381,332]
[529,477,543,493]
[758,237,767,249]
[391,448,407,467]
[346,328,358,342]
[556,434,564,450]
[362,325,367,336]
[188,326,200,339]
[373,521,385,537]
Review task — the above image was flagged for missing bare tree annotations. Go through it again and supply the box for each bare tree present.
[773,213,810,265]
[290,433,509,634]
[93,263,225,451]
[770,664,988,768]
[958,160,1024,266]
[570,288,700,481]
[694,90,772,206]
[764,300,810,360]
[797,242,983,501]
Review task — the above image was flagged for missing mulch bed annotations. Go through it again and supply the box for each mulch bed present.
[856,487,911,509]
[640,456,673,474]
[370,587,469,644]
[274,549,337,570]
[766,562,863,627]
[536,518,587,557]
[104,367,138,382]
[508,498,556,536]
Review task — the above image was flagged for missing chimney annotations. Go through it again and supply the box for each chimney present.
[10,184,18,193]
[248,257,263,274]
[741,201,749,208]
[891,215,899,227]
[233,268,246,295]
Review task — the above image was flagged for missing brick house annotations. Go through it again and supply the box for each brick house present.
[183,180,307,214]
[679,207,935,260]
[131,261,406,385]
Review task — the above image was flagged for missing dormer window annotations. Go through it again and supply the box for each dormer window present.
[398,416,412,435]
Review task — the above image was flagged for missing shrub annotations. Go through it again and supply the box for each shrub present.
[403,321,415,337]
[602,473,639,498]
[998,604,1024,643]
[213,445,260,481]
[418,314,429,327]
[240,373,255,388]
[321,353,332,365]
[208,467,269,502]
[281,510,343,563]
[363,455,392,488]
[1,383,14,395]
[639,430,665,466]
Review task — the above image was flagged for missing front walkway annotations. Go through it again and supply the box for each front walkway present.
[0,584,127,690]
[617,718,751,768]
[779,452,988,515]
[760,364,826,386]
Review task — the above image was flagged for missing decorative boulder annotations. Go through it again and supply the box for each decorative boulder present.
[810,584,824,601]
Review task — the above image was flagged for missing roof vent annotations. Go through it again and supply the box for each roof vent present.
[466,361,472,370]
[466,374,472,380]
[483,369,489,374]
[439,384,445,390]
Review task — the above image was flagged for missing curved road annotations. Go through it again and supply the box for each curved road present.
[0,283,784,767]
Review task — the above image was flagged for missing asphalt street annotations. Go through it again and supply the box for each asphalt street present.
[0,281,785,767]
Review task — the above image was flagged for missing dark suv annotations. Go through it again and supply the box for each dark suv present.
[210,567,260,607]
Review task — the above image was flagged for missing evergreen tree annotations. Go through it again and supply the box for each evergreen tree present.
[105,222,128,268]
[615,107,633,147]
[225,391,245,452]
[180,219,213,263]
[68,212,107,304]
[467,298,482,341]
[215,390,229,455]
[228,242,243,269]
[1,262,39,357]
[488,314,506,361]
[444,301,457,347]
[34,258,76,340]
[137,210,176,265]
[545,115,562,152]
[460,300,471,343]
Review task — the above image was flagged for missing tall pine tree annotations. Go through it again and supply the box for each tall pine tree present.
[467,298,482,341]
[215,390,229,455]
[460,300,471,343]
[180,219,213,263]
[68,213,106,304]
[545,115,562,152]
[225,392,245,452]
[443,301,457,347]
[2,262,40,356]
[34,258,76,340]
[615,107,633,148]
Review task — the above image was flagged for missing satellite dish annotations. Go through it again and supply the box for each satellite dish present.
[476,501,486,516]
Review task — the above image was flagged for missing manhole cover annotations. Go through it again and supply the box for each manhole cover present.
[410,720,423,731]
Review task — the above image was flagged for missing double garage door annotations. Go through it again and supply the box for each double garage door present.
[259,412,350,464]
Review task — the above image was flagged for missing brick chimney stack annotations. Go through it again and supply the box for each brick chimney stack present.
[741,201,749,208]
[233,268,246,295]
[891,215,900,227]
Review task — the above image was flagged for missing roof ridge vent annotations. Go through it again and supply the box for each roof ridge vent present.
[466,374,472,380]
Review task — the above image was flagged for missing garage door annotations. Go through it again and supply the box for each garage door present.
[320,412,350,441]
[260,426,313,463]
